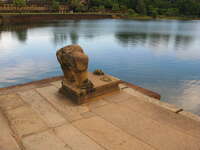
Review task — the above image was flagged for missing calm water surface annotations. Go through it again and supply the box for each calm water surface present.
[0,19,200,115]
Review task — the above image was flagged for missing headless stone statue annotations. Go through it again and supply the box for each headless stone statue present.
[56,45,94,90]
[56,44,120,104]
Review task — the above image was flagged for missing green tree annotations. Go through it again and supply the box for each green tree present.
[90,0,102,7]
[136,0,146,15]
[69,0,81,12]
[128,8,136,16]
[112,3,120,12]
[166,8,179,16]
[76,3,88,12]
[98,5,105,12]
[52,0,60,11]
[120,5,128,12]
[148,5,158,18]
[104,0,113,8]
[13,0,26,7]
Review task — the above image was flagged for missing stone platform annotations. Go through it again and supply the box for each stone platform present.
[0,77,200,150]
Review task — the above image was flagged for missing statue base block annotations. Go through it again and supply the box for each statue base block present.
[59,72,120,104]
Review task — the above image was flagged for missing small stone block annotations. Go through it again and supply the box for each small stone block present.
[60,72,120,104]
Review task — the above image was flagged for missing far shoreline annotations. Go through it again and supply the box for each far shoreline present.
[1,13,200,25]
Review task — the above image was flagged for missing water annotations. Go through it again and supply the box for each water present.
[0,19,200,115]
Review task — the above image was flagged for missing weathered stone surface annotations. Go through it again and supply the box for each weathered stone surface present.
[121,98,200,139]
[81,111,96,119]
[22,130,71,150]
[123,88,182,112]
[0,112,20,150]
[118,83,128,89]
[0,94,24,111]
[6,106,47,137]
[1,76,200,150]
[103,91,132,103]
[93,103,200,150]
[51,81,62,88]
[36,85,89,122]
[86,99,108,110]
[73,116,154,150]
[59,72,120,104]
[19,90,66,127]
[56,44,93,89]
[54,124,104,150]
[179,111,200,122]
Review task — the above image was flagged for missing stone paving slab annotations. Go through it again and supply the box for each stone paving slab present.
[19,90,66,128]
[73,116,155,150]
[180,110,200,122]
[5,105,47,138]
[0,94,24,111]
[92,103,200,150]
[103,91,133,103]
[22,130,71,150]
[50,81,62,88]
[80,111,96,119]
[123,88,183,113]
[36,85,89,122]
[0,112,20,150]
[54,124,104,150]
[85,99,108,111]
[120,97,200,138]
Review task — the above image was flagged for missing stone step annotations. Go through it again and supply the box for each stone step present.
[92,103,200,150]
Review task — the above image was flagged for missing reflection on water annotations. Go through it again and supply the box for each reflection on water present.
[0,19,200,115]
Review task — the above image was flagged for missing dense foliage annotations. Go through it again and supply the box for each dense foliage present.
[9,0,200,17]
[13,0,26,7]
[64,0,200,17]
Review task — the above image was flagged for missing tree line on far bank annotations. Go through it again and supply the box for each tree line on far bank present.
[7,0,200,18]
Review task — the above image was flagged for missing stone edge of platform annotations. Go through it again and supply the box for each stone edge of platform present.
[0,76,63,93]
[0,76,200,122]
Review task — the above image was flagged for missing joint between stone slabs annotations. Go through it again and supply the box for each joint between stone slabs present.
[0,108,26,150]
[178,110,200,122]
[34,89,72,123]
[120,80,161,100]
[71,118,108,150]
[21,126,53,139]
[0,76,63,94]
[175,108,184,114]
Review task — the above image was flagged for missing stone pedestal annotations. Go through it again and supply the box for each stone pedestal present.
[60,72,120,104]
